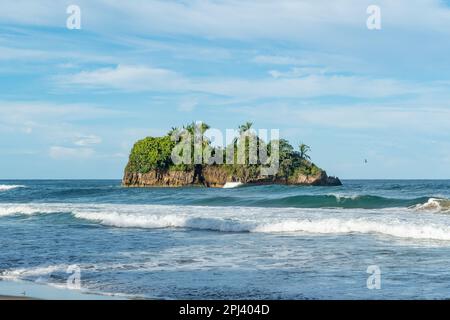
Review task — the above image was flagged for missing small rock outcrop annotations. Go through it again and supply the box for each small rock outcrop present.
[122,122,342,188]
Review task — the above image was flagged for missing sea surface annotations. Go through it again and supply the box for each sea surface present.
[1,180,450,299]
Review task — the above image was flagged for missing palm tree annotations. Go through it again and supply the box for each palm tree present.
[184,121,210,135]
[299,143,311,161]
[199,122,210,135]
[183,122,195,135]
[232,122,252,145]
[182,122,211,149]
[167,126,179,136]
[238,121,253,134]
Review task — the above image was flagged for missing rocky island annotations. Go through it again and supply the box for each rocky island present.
[122,122,341,188]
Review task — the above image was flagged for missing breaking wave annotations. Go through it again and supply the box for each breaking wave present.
[412,198,450,213]
[2,197,450,241]
[74,211,253,232]
[0,205,61,217]
[72,206,450,241]
[0,185,25,192]
[191,194,431,209]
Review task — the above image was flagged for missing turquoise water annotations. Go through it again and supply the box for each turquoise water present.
[1,180,450,299]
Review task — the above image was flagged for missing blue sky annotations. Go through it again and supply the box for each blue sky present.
[1,0,450,179]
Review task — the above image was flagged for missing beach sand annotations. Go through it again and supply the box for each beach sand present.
[0,295,36,300]
[0,279,125,300]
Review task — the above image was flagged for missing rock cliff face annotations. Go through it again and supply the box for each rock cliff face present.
[122,165,341,187]
[122,169,195,187]
[287,170,342,186]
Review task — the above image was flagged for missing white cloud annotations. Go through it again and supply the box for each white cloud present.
[62,64,187,92]
[195,75,428,99]
[229,103,450,132]
[60,64,434,99]
[49,146,95,159]
[0,1,62,26]
[3,0,450,104]
[178,98,199,112]
[0,101,120,121]
[268,67,326,79]
[0,46,49,61]
[0,101,125,162]
[74,134,102,146]
[296,106,450,130]
[252,55,310,65]
[2,0,449,39]
[0,101,122,134]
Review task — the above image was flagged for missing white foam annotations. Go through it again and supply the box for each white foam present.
[72,206,450,241]
[253,218,450,240]
[413,198,450,213]
[0,184,25,191]
[330,193,360,201]
[74,211,187,229]
[73,211,252,232]
[0,264,144,299]
[0,205,61,217]
[4,202,450,241]
[0,265,67,281]
[223,182,243,189]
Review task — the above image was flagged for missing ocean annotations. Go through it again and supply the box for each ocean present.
[1,179,450,299]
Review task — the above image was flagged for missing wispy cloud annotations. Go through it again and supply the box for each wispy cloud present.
[0,101,123,163]
[252,55,310,66]
[178,97,199,112]
[73,134,102,146]
[59,64,187,92]
[59,64,437,100]
[0,101,122,131]
[2,0,450,38]
[229,102,450,132]
[49,146,95,159]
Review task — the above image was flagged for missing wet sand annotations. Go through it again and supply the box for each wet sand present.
[0,295,36,300]
[0,279,124,300]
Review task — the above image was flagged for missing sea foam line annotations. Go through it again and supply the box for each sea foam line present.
[0,265,68,281]
[73,211,253,232]
[3,202,450,241]
[0,205,62,217]
[73,210,450,241]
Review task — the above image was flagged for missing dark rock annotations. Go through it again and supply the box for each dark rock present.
[122,165,342,188]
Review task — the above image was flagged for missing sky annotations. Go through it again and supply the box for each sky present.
[1,0,450,179]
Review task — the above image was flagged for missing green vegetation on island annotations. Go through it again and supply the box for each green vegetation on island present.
[123,122,341,187]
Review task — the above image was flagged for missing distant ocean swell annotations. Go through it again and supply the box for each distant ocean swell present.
[1,199,450,240]
[190,194,433,209]
[1,183,449,210]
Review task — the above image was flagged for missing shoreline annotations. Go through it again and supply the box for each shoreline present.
[0,295,37,300]
[0,279,126,300]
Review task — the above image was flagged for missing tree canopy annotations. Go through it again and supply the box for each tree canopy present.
[125,122,322,181]
[126,136,175,173]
